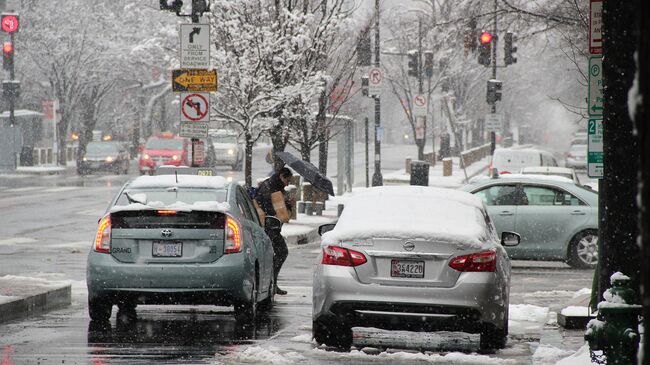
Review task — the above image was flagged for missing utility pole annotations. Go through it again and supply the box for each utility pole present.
[365,116,369,188]
[490,0,498,152]
[371,0,383,186]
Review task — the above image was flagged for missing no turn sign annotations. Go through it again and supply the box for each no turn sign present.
[180,93,209,122]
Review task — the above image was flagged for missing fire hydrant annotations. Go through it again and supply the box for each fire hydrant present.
[584,272,642,365]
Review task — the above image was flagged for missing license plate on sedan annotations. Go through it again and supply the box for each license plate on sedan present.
[391,260,425,278]
[152,241,183,257]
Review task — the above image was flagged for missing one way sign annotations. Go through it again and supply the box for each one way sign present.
[180,23,210,68]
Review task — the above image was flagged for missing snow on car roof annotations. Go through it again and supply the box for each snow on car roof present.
[322,186,490,248]
[520,166,574,173]
[469,173,575,185]
[128,174,228,189]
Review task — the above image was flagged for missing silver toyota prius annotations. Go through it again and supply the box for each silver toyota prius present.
[312,186,520,351]
[86,168,275,323]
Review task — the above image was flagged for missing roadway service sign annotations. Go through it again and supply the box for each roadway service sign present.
[180,93,209,122]
[588,56,603,117]
[589,0,602,54]
[368,67,383,96]
[588,118,603,178]
[485,113,502,133]
[172,69,218,92]
[180,23,210,68]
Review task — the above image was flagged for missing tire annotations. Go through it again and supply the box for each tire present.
[313,319,352,350]
[258,275,275,312]
[567,230,598,269]
[234,274,258,323]
[480,325,508,351]
[88,296,112,322]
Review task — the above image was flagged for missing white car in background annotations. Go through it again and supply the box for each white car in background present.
[490,147,558,175]
[565,144,587,169]
[209,129,244,171]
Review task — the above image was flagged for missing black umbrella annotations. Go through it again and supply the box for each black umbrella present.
[275,151,335,196]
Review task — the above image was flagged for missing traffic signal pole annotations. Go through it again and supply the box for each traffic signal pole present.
[489,0,498,152]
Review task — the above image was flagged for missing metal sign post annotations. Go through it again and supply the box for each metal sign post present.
[588,118,603,178]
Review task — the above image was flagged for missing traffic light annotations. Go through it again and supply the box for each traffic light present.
[407,50,420,77]
[424,51,434,78]
[504,32,517,65]
[3,41,13,71]
[356,29,372,66]
[478,31,492,66]
[159,0,182,12]
[361,75,369,97]
[486,79,502,104]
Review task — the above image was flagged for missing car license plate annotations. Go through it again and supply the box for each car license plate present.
[391,260,425,278]
[152,241,182,257]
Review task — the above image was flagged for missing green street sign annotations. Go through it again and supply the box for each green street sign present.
[588,56,603,117]
[588,118,603,178]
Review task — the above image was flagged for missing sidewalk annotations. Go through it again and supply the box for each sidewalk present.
[383,156,490,189]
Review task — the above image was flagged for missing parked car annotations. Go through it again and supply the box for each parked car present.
[565,143,587,169]
[490,147,558,176]
[78,141,130,175]
[312,186,520,351]
[138,132,190,175]
[86,167,275,323]
[520,166,581,185]
[209,129,244,171]
[462,174,598,269]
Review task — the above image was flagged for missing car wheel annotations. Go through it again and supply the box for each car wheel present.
[88,296,112,322]
[313,318,352,350]
[234,275,258,323]
[480,324,508,351]
[258,275,275,312]
[567,230,598,269]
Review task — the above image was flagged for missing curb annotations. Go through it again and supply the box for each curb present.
[0,283,71,324]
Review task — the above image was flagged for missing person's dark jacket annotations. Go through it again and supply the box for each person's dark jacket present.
[254,174,290,224]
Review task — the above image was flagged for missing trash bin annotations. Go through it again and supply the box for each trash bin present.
[410,160,429,186]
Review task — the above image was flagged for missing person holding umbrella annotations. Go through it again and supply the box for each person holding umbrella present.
[253,167,293,295]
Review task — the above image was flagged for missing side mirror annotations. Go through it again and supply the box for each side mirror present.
[501,231,521,247]
[265,216,282,231]
[318,223,336,236]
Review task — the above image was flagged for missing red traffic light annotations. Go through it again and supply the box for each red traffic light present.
[480,32,493,44]
[3,42,13,54]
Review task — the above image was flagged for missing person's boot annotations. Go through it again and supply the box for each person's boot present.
[275,286,287,295]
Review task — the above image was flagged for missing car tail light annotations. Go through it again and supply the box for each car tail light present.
[448,249,497,272]
[224,216,242,253]
[94,215,111,253]
[322,245,367,267]
[157,210,177,215]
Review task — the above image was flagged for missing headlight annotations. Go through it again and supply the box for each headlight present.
[82,157,87,162]
[172,155,179,160]
[227,149,234,155]
[143,154,150,160]
[105,156,114,162]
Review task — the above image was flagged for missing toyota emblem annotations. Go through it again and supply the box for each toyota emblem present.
[161,229,173,238]
[403,241,415,251]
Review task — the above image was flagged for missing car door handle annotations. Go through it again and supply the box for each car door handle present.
[570,210,586,215]
[499,211,514,216]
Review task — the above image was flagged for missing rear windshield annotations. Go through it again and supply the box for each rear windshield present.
[145,138,184,150]
[86,142,119,154]
[115,188,227,207]
[111,210,225,229]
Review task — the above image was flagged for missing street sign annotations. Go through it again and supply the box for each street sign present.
[180,23,210,68]
[485,113,502,132]
[180,93,210,122]
[172,69,218,92]
[192,139,205,165]
[368,67,383,96]
[413,94,427,117]
[1,14,19,33]
[415,116,425,140]
[179,121,209,138]
[588,56,603,117]
[589,0,602,54]
[588,118,603,178]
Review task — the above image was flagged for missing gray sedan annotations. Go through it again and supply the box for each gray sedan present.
[86,168,275,323]
[462,174,598,269]
[313,186,520,351]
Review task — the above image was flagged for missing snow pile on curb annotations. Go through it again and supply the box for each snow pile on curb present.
[509,304,550,337]
[229,346,305,364]
[312,348,518,364]
[531,344,573,364]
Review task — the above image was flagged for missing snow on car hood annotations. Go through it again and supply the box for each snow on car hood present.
[110,200,230,214]
[129,175,227,189]
[322,186,489,249]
